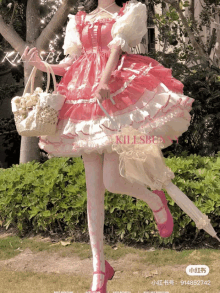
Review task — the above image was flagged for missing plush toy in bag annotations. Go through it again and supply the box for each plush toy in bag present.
[11,61,66,137]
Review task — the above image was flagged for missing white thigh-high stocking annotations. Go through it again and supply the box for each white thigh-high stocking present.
[82,152,106,291]
[103,151,167,224]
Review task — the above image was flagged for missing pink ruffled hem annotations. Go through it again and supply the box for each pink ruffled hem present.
[38,82,195,158]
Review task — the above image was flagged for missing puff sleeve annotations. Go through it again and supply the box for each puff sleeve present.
[59,14,82,67]
[107,0,147,53]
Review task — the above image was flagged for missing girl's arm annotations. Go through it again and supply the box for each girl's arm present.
[37,62,69,77]
[38,53,79,76]
[21,46,75,77]
[99,45,123,85]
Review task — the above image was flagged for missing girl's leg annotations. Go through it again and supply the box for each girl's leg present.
[103,151,167,224]
[82,152,106,291]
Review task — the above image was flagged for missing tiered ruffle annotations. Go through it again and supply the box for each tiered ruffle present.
[38,53,194,157]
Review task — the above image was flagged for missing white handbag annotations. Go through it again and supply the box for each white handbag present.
[11,61,66,137]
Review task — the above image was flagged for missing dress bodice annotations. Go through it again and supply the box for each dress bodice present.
[81,20,116,54]
[60,0,148,62]
[75,5,125,55]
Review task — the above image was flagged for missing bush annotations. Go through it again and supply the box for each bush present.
[0,83,22,168]
[0,152,219,246]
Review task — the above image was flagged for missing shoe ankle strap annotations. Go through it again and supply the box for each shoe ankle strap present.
[93,270,105,275]
[153,205,165,213]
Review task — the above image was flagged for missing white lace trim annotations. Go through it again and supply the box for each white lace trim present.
[196,215,211,230]
[111,64,153,98]
[65,97,98,104]
[111,126,175,190]
[107,33,131,54]
[38,111,191,159]
[38,83,194,158]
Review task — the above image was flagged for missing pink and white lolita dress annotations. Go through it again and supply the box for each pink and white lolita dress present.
[38,0,195,187]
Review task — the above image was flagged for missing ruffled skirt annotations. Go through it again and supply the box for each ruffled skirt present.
[38,52,195,160]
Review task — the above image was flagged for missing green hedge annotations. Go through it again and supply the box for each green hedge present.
[0,152,220,246]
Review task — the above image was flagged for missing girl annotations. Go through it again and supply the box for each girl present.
[22,0,196,292]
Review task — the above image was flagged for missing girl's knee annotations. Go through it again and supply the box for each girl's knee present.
[103,175,118,193]
[82,151,102,163]
[103,151,119,162]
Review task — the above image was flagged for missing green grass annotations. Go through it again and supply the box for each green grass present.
[0,234,219,293]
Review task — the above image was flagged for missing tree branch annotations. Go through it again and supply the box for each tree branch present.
[36,0,78,50]
[0,14,26,56]
[0,130,18,136]
[9,2,18,26]
[208,28,216,56]
[189,0,194,22]
[26,0,41,43]
[0,68,11,76]
[162,0,178,5]
[162,0,212,64]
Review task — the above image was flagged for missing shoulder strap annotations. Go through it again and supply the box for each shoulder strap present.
[98,8,114,16]
[119,2,128,16]
[75,11,86,34]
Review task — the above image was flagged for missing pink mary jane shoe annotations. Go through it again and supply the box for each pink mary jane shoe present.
[86,260,115,293]
[152,190,174,238]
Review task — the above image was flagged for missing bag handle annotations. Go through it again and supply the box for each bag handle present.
[30,61,57,94]
[23,67,36,96]
[23,61,58,96]
[23,63,50,96]
[31,62,51,94]
[41,61,58,94]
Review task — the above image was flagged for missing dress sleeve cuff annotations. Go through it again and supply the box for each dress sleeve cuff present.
[107,33,131,54]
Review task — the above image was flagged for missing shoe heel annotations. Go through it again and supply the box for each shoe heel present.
[105,260,115,280]
[109,270,115,280]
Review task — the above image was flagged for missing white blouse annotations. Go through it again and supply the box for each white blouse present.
[108,0,147,53]
[59,0,147,65]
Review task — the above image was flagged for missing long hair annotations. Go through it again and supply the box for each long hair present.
[81,0,127,14]
[73,0,146,14]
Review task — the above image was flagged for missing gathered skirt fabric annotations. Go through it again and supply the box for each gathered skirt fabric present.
[38,51,194,158]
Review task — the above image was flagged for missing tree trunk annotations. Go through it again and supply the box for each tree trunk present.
[19,0,42,164]
[19,67,43,164]
[0,0,77,165]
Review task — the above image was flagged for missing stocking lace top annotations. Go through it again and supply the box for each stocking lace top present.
[59,0,147,66]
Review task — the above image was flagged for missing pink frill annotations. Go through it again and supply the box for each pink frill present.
[38,53,195,157]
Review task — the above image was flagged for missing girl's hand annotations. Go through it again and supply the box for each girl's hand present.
[94,83,110,103]
[21,46,43,68]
